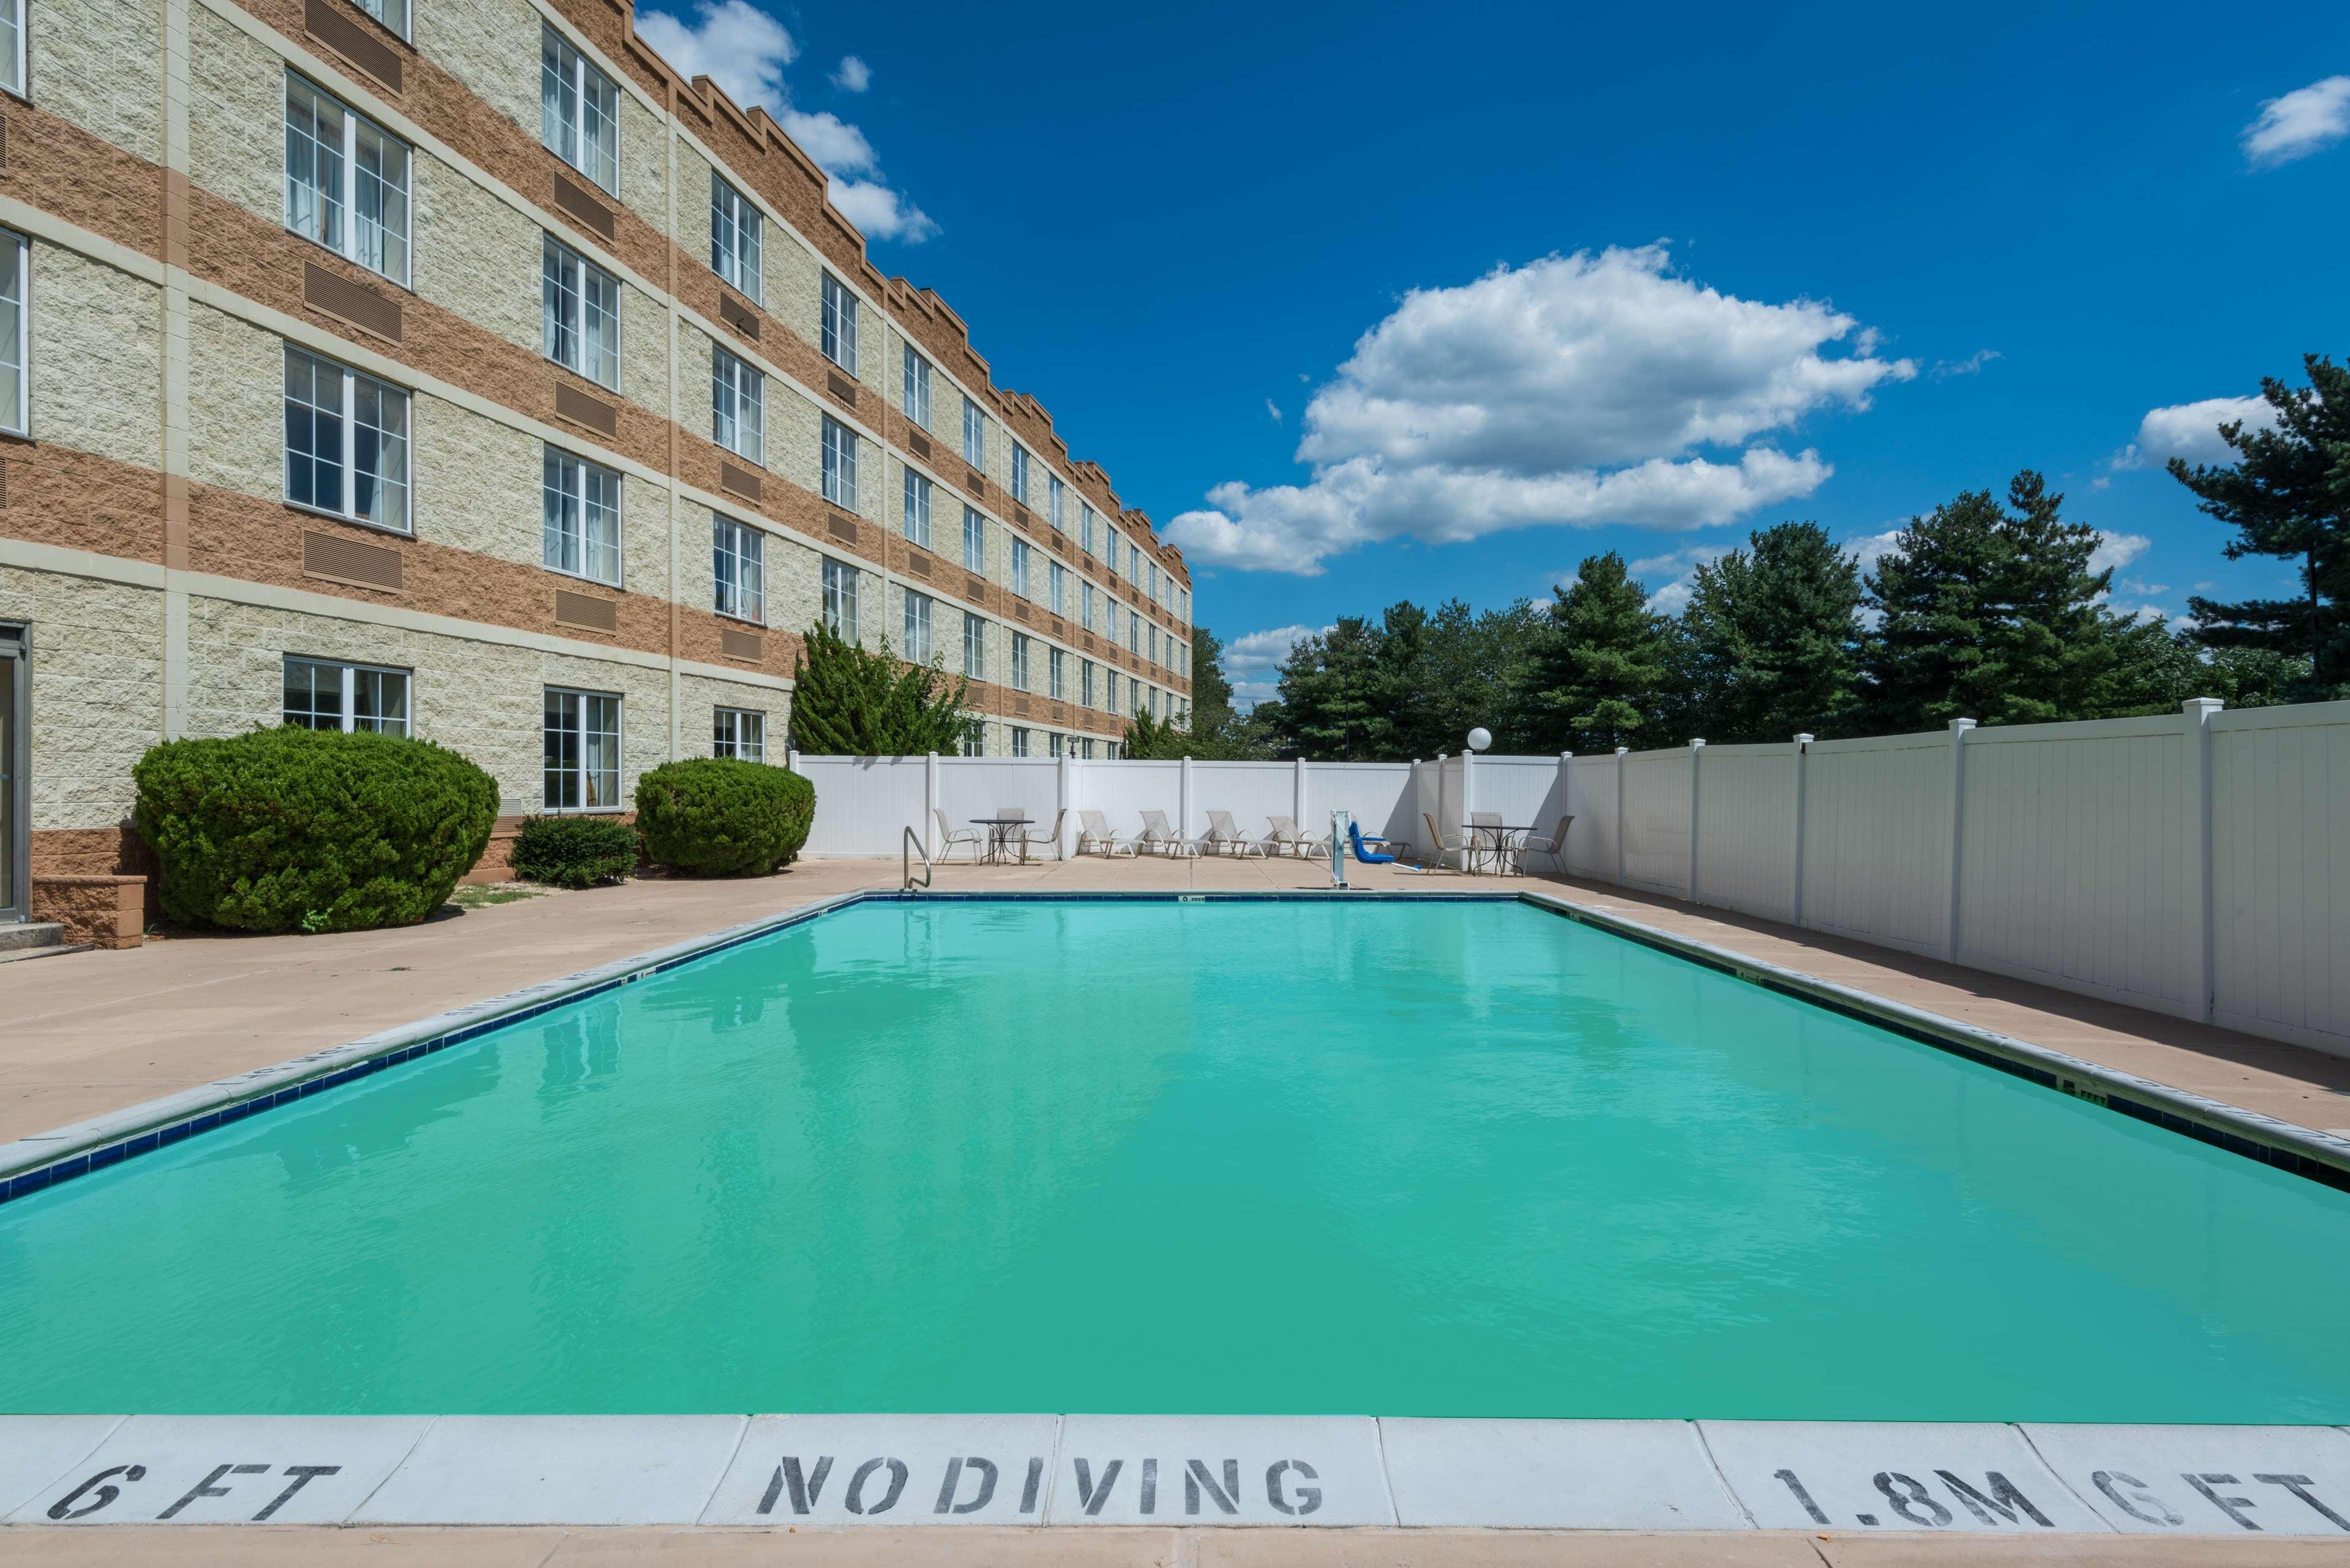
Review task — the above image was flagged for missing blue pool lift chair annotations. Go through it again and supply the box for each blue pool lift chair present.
[1349,821,1405,865]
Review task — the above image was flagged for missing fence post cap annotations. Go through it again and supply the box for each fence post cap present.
[1794,733,1814,744]
[1949,717,1978,732]
[1691,737,1707,749]
[2182,696,2225,716]
[1615,746,1629,756]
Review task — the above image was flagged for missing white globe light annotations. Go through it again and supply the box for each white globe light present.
[1467,727,1493,753]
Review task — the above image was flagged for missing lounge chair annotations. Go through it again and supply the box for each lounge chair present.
[933,808,982,862]
[1421,812,1467,872]
[1076,809,1139,857]
[1514,814,1574,873]
[1138,810,1196,857]
[1264,815,1327,859]
[1016,808,1067,863]
[1203,810,1266,857]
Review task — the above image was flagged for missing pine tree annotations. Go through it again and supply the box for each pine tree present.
[2171,355,2350,697]
[1679,522,1864,742]
[788,622,970,755]
[1268,618,1393,760]
[1858,471,2119,730]
[1511,552,1672,752]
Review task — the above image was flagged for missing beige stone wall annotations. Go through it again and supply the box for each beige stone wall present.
[0,569,164,832]
[189,7,282,230]
[413,396,539,566]
[422,0,542,149]
[676,143,717,289]
[34,248,163,471]
[764,226,821,359]
[187,304,283,502]
[34,0,163,163]
[413,155,542,354]
[619,283,668,418]
[615,96,667,236]
[679,671,786,758]
[539,647,670,807]
[621,475,672,601]
[756,350,821,499]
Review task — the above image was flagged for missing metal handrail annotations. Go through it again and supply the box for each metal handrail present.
[902,825,932,892]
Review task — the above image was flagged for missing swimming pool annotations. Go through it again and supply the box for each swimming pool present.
[3,895,2346,1421]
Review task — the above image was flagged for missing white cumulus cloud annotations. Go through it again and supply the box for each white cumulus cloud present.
[638,2,933,244]
[2115,396,2278,469]
[1223,623,1331,706]
[2242,76,2350,168]
[1166,247,1914,575]
[2090,530,2151,575]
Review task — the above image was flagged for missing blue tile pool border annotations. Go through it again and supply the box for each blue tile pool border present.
[4,887,2345,1208]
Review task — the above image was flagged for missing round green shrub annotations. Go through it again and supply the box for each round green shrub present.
[510,815,638,889]
[132,726,498,935]
[634,758,815,875]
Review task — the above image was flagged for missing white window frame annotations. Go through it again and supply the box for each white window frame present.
[1,0,25,95]
[820,272,858,373]
[821,416,859,510]
[542,447,622,586]
[904,589,934,664]
[542,234,619,389]
[712,345,763,462]
[353,0,408,39]
[962,506,985,575]
[1080,582,1095,635]
[541,24,618,195]
[283,655,411,736]
[543,686,623,812]
[821,557,859,641]
[1049,648,1066,701]
[1010,632,1031,693]
[963,611,986,679]
[1049,474,1065,531]
[284,73,411,287]
[0,228,24,439]
[902,468,932,549]
[902,345,932,430]
[282,343,410,533]
[1011,442,1029,506]
[1009,726,1029,758]
[960,719,984,757]
[713,513,766,625]
[710,171,762,304]
[713,706,765,762]
[962,398,986,468]
[1049,562,1066,618]
[1079,502,1095,556]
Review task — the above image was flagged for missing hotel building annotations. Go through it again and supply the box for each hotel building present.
[0,0,1196,930]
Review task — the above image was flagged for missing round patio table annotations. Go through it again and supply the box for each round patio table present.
[970,816,1030,865]
[1468,824,1533,875]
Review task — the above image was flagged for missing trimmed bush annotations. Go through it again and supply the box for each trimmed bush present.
[509,815,638,889]
[634,758,815,876]
[132,726,498,935]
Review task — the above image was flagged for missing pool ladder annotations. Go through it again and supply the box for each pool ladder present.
[902,825,931,892]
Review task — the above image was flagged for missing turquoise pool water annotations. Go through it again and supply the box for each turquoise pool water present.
[2,897,2347,1419]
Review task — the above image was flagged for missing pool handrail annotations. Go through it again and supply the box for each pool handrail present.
[902,825,931,892]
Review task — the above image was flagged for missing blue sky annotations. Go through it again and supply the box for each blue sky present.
[638,0,2350,701]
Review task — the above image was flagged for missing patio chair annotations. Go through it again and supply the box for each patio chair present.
[1076,809,1140,857]
[1467,810,1505,874]
[932,808,983,862]
[1203,810,1267,857]
[1348,821,1406,865]
[1265,815,1328,859]
[1421,812,1466,872]
[1015,809,1067,863]
[1514,814,1575,873]
[1138,810,1196,857]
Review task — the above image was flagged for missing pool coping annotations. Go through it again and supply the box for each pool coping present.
[4,886,2348,1207]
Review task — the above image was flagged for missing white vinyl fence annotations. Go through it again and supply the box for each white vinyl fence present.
[794,697,2350,1055]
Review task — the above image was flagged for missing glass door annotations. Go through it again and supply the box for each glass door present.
[0,627,21,924]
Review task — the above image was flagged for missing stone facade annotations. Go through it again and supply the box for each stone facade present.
[3,0,1195,913]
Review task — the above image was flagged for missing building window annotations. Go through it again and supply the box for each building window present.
[284,75,410,286]
[1049,648,1066,701]
[902,469,932,549]
[283,345,409,532]
[904,589,934,663]
[0,230,22,437]
[1082,739,1096,760]
[544,687,621,810]
[1048,732,1064,759]
[353,0,408,39]
[1010,632,1031,692]
[1080,582,1095,634]
[283,656,410,735]
[1105,741,1120,761]
[1009,726,1029,758]
[902,345,932,430]
[1129,541,1142,581]
[1081,659,1095,709]
[542,234,618,389]
[711,345,762,461]
[1106,673,1120,715]
[543,449,621,585]
[713,515,765,624]
[1128,608,1141,654]
[1010,443,1029,506]
[1009,538,1030,600]
[1149,625,1160,666]
[1049,475,1065,531]
[541,26,618,193]
[713,706,765,762]
[1104,532,1120,580]
[820,416,858,510]
[710,172,761,303]
[820,272,858,372]
[962,506,985,573]
[1,0,23,93]
[962,398,986,468]
[962,611,985,679]
[1080,502,1095,556]
[1049,562,1066,618]
[821,557,859,640]
[959,719,984,757]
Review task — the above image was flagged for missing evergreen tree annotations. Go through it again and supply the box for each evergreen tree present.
[1678,522,1864,742]
[2098,621,2314,715]
[788,621,970,755]
[1268,618,1393,760]
[2170,355,2350,697]
[1379,597,1549,757]
[1188,627,1239,737]
[1511,552,1672,752]
[1857,471,2120,730]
